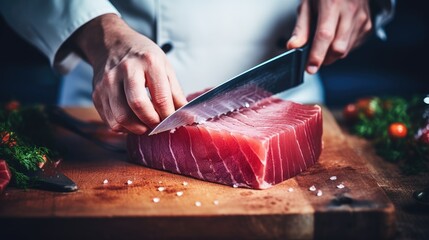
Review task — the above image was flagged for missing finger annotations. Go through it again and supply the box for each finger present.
[103,102,130,134]
[145,56,176,119]
[287,0,310,49]
[92,71,126,132]
[351,16,372,50]
[165,61,188,109]
[306,3,340,74]
[108,71,149,135]
[330,12,355,61]
[323,14,355,65]
[122,58,161,128]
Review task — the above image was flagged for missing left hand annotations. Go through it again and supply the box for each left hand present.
[287,0,373,74]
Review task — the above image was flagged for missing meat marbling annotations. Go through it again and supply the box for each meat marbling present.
[127,97,323,189]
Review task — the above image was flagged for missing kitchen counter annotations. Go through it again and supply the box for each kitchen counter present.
[0,107,427,239]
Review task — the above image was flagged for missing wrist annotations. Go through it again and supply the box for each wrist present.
[60,13,128,68]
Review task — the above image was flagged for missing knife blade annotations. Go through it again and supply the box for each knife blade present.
[149,44,310,136]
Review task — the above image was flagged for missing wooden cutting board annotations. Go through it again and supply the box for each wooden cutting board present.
[0,107,395,240]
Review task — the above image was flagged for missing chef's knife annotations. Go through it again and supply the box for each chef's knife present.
[149,43,311,136]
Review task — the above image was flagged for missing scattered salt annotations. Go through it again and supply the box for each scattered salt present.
[337,183,345,189]
[330,176,337,181]
[176,191,183,197]
[183,181,188,186]
[152,197,160,203]
[232,184,239,188]
[103,179,109,184]
[170,129,176,134]
[127,180,133,185]
[157,187,165,192]
[309,185,317,191]
[316,190,323,197]
[244,102,250,108]
[158,181,163,184]
[213,200,219,205]
[288,187,294,192]
[195,201,202,207]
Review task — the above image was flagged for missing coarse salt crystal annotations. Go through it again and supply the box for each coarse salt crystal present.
[232,184,239,188]
[213,200,219,205]
[316,190,323,196]
[195,201,202,207]
[127,180,133,185]
[170,129,176,134]
[309,185,317,191]
[103,179,109,184]
[337,183,345,189]
[158,181,163,184]
[152,197,160,203]
[183,181,188,186]
[176,191,183,197]
[288,187,294,192]
[157,187,165,192]
[330,176,337,181]
[244,102,250,108]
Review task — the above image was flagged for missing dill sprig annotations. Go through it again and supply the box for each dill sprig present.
[0,102,59,188]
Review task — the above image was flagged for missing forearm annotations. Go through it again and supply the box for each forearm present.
[0,0,120,73]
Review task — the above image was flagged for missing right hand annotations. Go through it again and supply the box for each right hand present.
[67,14,187,134]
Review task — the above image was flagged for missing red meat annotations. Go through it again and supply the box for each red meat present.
[0,160,12,193]
[127,97,323,189]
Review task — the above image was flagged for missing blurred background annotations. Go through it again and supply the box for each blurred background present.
[0,0,428,109]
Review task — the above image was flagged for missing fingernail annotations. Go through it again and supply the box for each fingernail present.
[307,65,318,74]
[287,35,297,47]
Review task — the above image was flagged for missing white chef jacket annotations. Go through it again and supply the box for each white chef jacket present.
[0,0,395,106]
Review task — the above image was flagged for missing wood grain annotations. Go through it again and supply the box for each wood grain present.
[0,107,395,239]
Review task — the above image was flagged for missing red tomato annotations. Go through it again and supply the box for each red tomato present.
[1,131,10,143]
[356,97,376,118]
[5,100,20,112]
[343,103,359,121]
[0,131,16,147]
[388,122,408,139]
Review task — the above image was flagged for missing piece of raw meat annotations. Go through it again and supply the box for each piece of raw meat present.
[127,97,322,189]
[0,160,12,193]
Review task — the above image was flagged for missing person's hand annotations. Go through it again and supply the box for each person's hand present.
[287,0,372,74]
[64,14,187,134]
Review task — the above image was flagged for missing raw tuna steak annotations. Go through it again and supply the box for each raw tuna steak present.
[127,97,322,189]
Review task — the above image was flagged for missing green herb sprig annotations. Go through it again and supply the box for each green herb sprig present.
[344,95,429,174]
[0,102,60,188]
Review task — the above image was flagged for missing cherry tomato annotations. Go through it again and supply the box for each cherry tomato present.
[343,103,359,122]
[5,100,20,112]
[356,97,372,110]
[388,122,408,139]
[1,131,10,143]
[356,97,376,118]
[0,131,16,147]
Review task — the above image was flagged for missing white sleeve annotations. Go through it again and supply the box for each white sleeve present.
[373,0,396,40]
[0,0,120,73]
